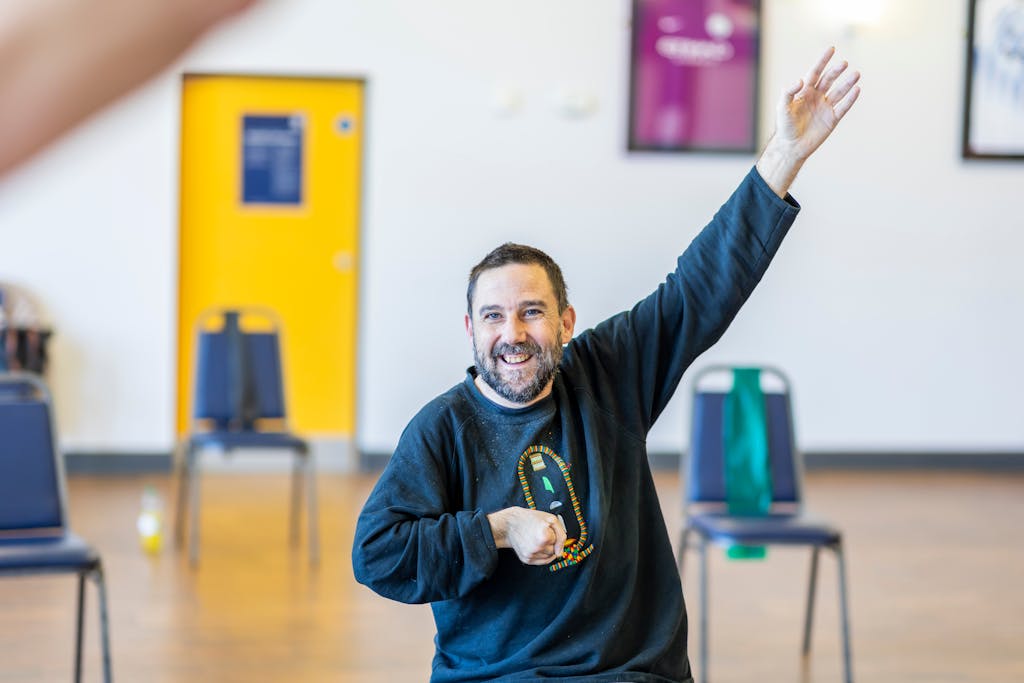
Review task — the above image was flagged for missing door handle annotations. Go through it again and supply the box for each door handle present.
[333,251,356,272]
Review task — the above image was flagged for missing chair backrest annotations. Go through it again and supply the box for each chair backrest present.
[684,366,804,509]
[0,373,67,537]
[192,308,288,429]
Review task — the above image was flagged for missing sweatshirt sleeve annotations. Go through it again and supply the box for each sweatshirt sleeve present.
[568,166,800,432]
[351,405,498,604]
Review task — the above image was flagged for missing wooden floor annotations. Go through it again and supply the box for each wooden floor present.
[0,470,1022,682]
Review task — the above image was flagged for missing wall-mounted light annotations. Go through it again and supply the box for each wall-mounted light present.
[490,86,525,117]
[552,88,599,119]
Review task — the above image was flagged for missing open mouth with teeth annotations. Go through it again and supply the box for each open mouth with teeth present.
[493,341,540,368]
[474,338,561,404]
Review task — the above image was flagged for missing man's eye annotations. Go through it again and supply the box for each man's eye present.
[524,309,543,317]
[483,312,502,321]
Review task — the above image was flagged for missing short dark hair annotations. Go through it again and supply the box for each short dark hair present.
[467,243,569,315]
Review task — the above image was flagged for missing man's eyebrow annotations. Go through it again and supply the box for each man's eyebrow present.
[519,300,548,309]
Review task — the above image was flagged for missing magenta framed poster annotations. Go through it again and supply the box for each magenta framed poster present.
[628,0,761,153]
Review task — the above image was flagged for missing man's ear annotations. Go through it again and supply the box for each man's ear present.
[464,313,473,340]
[560,305,577,343]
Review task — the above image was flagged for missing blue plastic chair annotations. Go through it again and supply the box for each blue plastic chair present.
[173,307,319,566]
[677,366,853,683]
[0,373,112,682]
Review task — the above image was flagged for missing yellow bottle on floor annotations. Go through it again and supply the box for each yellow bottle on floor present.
[137,486,163,555]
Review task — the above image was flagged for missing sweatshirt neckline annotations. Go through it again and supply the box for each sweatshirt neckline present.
[463,368,557,420]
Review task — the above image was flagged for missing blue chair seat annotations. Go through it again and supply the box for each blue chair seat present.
[0,533,100,573]
[190,431,307,452]
[689,512,841,547]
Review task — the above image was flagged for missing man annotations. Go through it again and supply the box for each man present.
[353,47,860,682]
[0,0,257,177]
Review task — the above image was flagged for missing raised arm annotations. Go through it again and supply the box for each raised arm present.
[0,0,256,176]
[756,46,861,198]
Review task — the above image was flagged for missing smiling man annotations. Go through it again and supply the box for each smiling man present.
[353,48,860,683]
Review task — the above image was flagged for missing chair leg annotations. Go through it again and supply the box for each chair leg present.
[188,447,201,567]
[699,537,709,683]
[173,441,190,549]
[75,572,86,683]
[290,454,303,548]
[835,541,854,683]
[677,526,692,575]
[306,452,320,566]
[93,564,113,683]
[802,546,820,656]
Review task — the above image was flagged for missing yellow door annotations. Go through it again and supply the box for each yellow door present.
[177,75,363,441]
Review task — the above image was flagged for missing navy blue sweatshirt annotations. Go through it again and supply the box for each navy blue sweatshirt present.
[353,168,800,682]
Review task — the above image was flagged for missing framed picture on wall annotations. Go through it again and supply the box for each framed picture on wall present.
[628,0,761,153]
[963,0,1024,159]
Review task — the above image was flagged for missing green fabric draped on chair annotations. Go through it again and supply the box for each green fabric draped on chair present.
[722,367,771,559]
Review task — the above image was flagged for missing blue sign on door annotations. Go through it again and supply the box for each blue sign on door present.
[242,115,304,205]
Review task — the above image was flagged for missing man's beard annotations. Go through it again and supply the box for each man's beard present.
[473,334,563,405]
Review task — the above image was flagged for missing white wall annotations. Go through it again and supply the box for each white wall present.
[1,0,1021,456]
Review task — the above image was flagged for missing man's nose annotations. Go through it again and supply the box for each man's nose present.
[501,318,527,344]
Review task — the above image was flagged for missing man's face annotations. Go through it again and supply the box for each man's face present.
[465,263,576,408]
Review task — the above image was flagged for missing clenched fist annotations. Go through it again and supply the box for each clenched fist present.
[487,507,567,566]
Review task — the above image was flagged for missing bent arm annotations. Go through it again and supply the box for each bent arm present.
[352,420,498,604]
[0,0,255,176]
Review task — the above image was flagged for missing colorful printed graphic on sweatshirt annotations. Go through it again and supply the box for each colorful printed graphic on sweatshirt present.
[516,445,594,572]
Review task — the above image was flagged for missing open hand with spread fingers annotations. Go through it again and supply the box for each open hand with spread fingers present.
[756,46,862,198]
[777,46,861,159]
